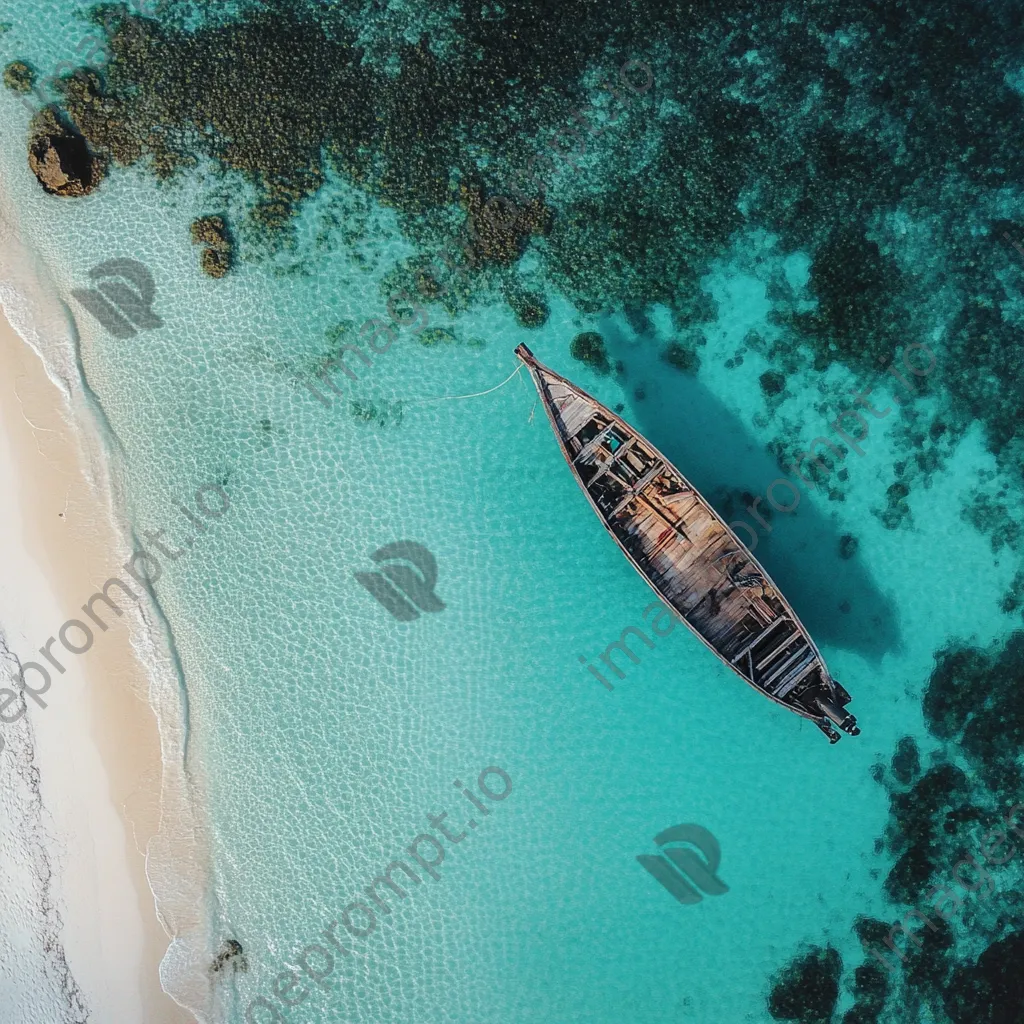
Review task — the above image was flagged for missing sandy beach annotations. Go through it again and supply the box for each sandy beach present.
[0,304,195,1024]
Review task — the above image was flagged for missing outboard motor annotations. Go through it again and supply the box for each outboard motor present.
[816,690,860,737]
[815,719,842,743]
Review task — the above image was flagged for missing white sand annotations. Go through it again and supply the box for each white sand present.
[0,306,195,1023]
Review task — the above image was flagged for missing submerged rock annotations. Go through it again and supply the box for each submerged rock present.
[27,106,105,197]
[210,938,247,975]
[839,534,859,560]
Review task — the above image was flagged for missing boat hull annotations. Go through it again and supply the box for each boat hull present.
[515,344,859,742]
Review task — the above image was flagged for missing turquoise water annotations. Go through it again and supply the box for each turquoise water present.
[2,2,1024,1022]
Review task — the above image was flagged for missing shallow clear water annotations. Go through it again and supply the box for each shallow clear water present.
[2,2,1024,1022]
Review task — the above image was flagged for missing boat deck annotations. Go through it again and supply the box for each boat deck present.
[515,344,862,744]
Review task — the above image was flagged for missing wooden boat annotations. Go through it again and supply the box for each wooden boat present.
[515,343,860,743]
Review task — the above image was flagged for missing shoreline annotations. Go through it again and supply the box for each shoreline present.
[0,303,195,1023]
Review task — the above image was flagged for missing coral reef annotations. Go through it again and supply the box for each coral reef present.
[1001,569,1024,618]
[876,481,912,532]
[884,762,970,905]
[891,736,921,787]
[460,183,552,267]
[840,963,887,1024]
[348,400,403,427]
[759,370,786,397]
[767,946,841,1022]
[922,633,1024,790]
[26,0,1024,500]
[662,340,701,375]
[790,228,904,375]
[417,327,457,347]
[570,331,610,374]
[777,629,1024,1024]
[942,931,1024,1024]
[191,215,234,278]
[200,249,230,279]
[505,286,548,329]
[3,60,35,93]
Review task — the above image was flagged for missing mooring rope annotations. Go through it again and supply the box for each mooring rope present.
[406,362,524,405]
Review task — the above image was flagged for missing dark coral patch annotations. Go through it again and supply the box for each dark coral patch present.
[191,215,234,278]
[662,341,701,375]
[792,228,904,375]
[767,946,841,1022]
[942,930,1024,1024]
[923,633,1024,787]
[570,331,610,374]
[885,763,969,904]
[191,215,231,250]
[876,481,912,531]
[460,184,552,267]
[891,736,920,786]
[506,287,549,329]
[839,963,887,1024]
[200,248,231,279]
[759,369,786,397]
[3,60,35,93]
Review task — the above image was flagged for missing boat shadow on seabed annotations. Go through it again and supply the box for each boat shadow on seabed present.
[596,317,903,669]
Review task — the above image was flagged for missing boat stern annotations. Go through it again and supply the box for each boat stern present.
[813,680,860,740]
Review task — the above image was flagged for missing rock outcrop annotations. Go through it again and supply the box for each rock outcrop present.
[27,106,104,197]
